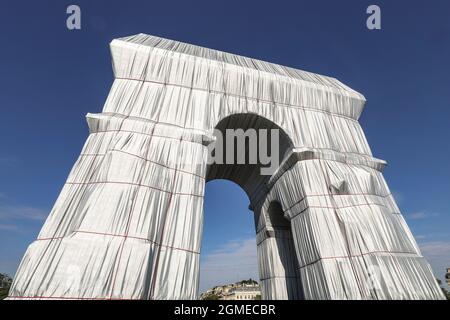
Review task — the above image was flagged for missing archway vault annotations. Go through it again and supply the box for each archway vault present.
[8,33,444,300]
[206,113,294,205]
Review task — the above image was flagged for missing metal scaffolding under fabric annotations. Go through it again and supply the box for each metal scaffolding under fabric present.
[8,34,444,300]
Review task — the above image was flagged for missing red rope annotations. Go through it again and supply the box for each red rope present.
[79,149,205,179]
[113,76,361,124]
[36,230,200,254]
[65,180,203,198]
[297,249,421,270]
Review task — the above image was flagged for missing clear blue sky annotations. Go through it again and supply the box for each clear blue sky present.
[0,0,449,292]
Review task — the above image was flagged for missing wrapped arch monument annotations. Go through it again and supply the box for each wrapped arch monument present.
[9,34,444,300]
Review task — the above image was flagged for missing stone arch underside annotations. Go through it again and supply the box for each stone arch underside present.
[206,113,294,201]
[8,34,444,300]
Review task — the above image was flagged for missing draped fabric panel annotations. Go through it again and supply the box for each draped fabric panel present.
[8,34,444,300]
[257,160,443,299]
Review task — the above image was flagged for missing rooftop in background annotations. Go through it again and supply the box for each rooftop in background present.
[200,279,260,300]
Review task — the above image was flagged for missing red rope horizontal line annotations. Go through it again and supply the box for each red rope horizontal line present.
[79,149,205,180]
[259,275,301,281]
[298,250,421,270]
[65,180,203,198]
[285,192,393,213]
[7,295,138,300]
[90,129,204,146]
[288,203,400,221]
[36,230,200,255]
[113,76,361,124]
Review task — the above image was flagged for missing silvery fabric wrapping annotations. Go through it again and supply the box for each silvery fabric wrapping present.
[8,34,444,300]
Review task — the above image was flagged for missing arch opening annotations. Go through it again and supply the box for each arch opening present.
[202,113,299,299]
[206,113,294,205]
[199,179,259,299]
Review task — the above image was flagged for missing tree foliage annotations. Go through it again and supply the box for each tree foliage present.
[202,293,220,300]
[437,279,450,300]
[0,273,12,300]
[239,278,258,285]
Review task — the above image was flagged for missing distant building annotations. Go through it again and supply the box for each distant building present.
[446,268,450,286]
[222,284,261,300]
[200,280,261,300]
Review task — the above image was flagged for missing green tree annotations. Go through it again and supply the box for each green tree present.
[202,293,220,300]
[437,279,450,300]
[240,278,258,285]
[0,273,12,300]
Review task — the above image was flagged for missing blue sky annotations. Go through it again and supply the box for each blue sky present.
[0,0,449,293]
